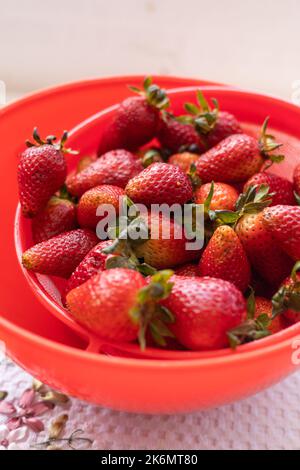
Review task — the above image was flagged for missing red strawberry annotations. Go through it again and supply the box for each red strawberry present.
[97,77,169,154]
[235,212,293,286]
[18,129,71,217]
[205,111,242,148]
[195,182,239,211]
[293,163,300,200]
[168,152,199,173]
[77,185,125,229]
[175,264,198,277]
[157,115,205,154]
[76,155,97,173]
[32,196,77,244]
[195,119,285,183]
[66,268,174,346]
[254,296,283,334]
[66,149,142,197]
[22,229,98,278]
[162,275,247,350]
[64,240,114,297]
[125,162,193,206]
[262,205,300,261]
[272,263,300,324]
[199,225,251,292]
[244,172,295,206]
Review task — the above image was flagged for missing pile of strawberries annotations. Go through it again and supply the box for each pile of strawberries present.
[18,77,300,352]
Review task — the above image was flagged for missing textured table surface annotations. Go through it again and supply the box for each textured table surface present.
[0,356,299,450]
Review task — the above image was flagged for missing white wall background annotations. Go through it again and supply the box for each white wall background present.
[0,0,299,100]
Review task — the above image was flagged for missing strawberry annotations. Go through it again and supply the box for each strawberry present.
[125,162,193,206]
[64,240,114,297]
[272,262,300,324]
[22,229,98,278]
[199,225,251,292]
[18,128,73,217]
[262,205,300,261]
[97,77,169,154]
[76,155,97,173]
[157,114,205,154]
[32,196,77,244]
[244,172,295,206]
[66,268,174,346]
[77,185,125,229]
[254,297,283,334]
[66,149,142,197]
[183,91,242,148]
[195,119,285,183]
[162,275,247,350]
[293,163,300,202]
[235,212,293,286]
[168,152,199,173]
[195,182,238,211]
[174,264,198,277]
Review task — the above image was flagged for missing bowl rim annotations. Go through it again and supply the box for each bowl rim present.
[4,77,300,370]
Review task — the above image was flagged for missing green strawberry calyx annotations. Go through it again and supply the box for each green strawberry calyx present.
[227,287,271,349]
[209,184,273,226]
[130,270,175,349]
[272,261,300,318]
[259,117,285,167]
[128,76,170,110]
[177,90,219,136]
[25,127,78,155]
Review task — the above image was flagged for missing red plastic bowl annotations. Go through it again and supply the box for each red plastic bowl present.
[1,76,300,413]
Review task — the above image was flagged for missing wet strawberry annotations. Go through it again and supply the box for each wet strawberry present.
[77,185,125,229]
[168,152,199,173]
[262,205,300,261]
[125,162,193,206]
[97,77,169,154]
[18,129,71,217]
[199,225,251,292]
[66,149,142,197]
[22,229,98,278]
[195,182,239,211]
[162,275,247,350]
[195,119,284,183]
[244,172,295,206]
[66,269,174,346]
[32,196,77,244]
[235,212,293,286]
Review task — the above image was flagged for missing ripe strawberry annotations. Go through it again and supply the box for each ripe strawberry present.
[199,225,251,292]
[97,77,169,154]
[174,264,198,277]
[18,129,71,217]
[66,149,142,197]
[195,119,285,183]
[64,240,114,297]
[195,182,239,211]
[157,115,205,154]
[125,162,193,206]
[162,275,247,350]
[262,205,300,261]
[66,268,174,346]
[168,152,199,173]
[293,163,300,201]
[244,172,295,206]
[183,92,242,148]
[235,212,293,286]
[76,155,97,173]
[254,296,283,334]
[77,185,125,229]
[32,196,77,243]
[272,262,300,324]
[22,229,98,278]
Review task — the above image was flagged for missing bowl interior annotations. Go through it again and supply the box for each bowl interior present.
[15,85,300,359]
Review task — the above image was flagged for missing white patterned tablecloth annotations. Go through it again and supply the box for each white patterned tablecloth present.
[0,357,299,451]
